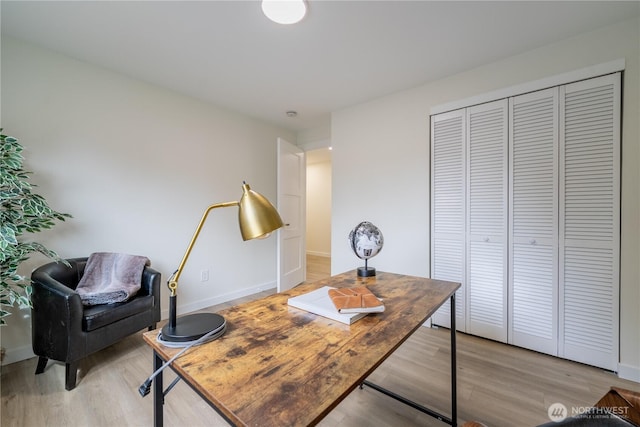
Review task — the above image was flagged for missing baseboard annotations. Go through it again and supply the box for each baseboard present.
[161,281,277,321]
[306,251,331,258]
[618,363,640,382]
[1,344,35,366]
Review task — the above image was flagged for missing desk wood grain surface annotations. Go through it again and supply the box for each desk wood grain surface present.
[143,271,460,427]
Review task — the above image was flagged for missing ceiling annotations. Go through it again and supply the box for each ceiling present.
[2,1,638,135]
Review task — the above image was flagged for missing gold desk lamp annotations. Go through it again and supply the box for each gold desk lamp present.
[160,182,284,343]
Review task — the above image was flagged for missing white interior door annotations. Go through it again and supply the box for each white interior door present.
[277,138,306,292]
[466,99,509,342]
[559,73,620,371]
[509,87,559,356]
[430,109,467,331]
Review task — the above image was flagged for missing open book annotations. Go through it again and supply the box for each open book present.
[328,286,385,314]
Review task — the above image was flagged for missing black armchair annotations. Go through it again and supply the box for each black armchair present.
[31,257,161,390]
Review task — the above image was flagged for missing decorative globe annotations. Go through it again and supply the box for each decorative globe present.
[349,221,384,260]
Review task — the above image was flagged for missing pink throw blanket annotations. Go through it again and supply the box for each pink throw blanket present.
[76,252,150,306]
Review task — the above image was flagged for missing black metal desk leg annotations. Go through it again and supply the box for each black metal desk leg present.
[450,293,457,427]
[153,351,164,427]
[358,291,459,425]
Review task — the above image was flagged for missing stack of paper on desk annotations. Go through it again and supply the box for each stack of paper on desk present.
[287,286,384,325]
[288,286,367,324]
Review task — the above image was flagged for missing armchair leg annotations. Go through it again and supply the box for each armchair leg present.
[35,356,48,375]
[65,362,79,391]
[148,323,156,331]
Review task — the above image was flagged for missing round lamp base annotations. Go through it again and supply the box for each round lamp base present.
[160,313,226,343]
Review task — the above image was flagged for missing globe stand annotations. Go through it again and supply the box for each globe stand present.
[357,259,376,277]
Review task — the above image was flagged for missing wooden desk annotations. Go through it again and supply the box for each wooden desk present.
[143,271,460,427]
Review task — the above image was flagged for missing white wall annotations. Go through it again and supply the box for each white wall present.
[331,17,640,380]
[306,154,331,257]
[1,37,295,364]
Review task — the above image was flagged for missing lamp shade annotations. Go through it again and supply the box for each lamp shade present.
[238,183,284,240]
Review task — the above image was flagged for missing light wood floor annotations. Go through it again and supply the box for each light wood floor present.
[2,255,638,427]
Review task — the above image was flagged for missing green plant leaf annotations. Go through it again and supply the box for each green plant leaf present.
[0,225,18,245]
[0,132,72,324]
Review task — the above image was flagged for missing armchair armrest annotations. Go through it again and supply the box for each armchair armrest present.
[139,266,161,297]
[31,261,85,361]
[139,265,162,324]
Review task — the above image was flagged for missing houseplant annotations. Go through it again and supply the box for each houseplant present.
[0,130,71,325]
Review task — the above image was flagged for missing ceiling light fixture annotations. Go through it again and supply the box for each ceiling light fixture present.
[262,0,307,25]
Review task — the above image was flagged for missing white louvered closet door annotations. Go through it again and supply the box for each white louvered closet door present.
[430,109,466,330]
[559,73,620,371]
[466,100,508,342]
[509,88,559,355]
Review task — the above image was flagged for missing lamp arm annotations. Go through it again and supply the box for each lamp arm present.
[168,200,239,296]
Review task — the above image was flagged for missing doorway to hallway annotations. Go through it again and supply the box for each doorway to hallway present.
[306,147,332,280]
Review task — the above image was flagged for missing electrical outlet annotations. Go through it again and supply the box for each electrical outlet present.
[201,269,209,282]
